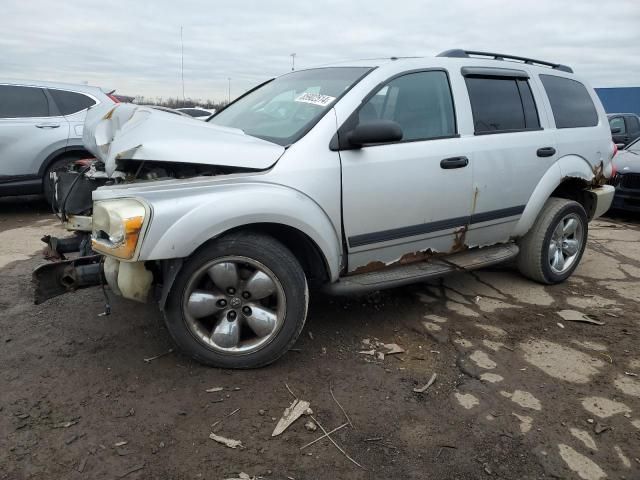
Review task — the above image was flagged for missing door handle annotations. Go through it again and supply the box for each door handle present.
[536,147,556,157]
[440,156,469,169]
[35,123,60,129]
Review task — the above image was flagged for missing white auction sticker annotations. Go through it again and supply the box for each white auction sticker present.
[294,92,336,107]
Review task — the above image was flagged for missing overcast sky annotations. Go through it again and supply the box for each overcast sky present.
[1,0,638,102]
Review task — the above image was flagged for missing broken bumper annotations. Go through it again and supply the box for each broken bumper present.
[586,185,615,220]
[33,255,104,304]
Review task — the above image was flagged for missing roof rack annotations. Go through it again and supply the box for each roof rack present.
[437,49,573,74]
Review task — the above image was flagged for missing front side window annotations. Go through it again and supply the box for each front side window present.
[610,116,626,134]
[48,89,96,115]
[0,85,50,118]
[540,75,598,128]
[358,70,456,141]
[465,77,540,134]
[209,67,371,146]
[626,115,640,133]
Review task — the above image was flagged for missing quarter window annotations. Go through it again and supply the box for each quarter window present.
[48,89,96,115]
[0,85,50,118]
[358,71,456,142]
[465,77,540,134]
[540,75,598,128]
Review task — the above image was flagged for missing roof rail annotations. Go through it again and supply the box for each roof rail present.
[437,49,573,74]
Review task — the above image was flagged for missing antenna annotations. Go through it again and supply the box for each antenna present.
[180,26,185,102]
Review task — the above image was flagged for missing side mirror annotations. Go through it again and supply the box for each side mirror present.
[347,120,403,147]
[611,127,622,134]
[616,143,626,150]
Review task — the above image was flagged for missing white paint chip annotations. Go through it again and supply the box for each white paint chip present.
[455,392,479,410]
[469,350,497,369]
[520,339,604,384]
[581,396,631,418]
[480,373,504,384]
[422,321,442,332]
[500,390,541,411]
[558,444,606,480]
[569,427,597,451]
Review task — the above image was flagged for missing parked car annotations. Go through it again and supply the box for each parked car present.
[177,107,216,120]
[0,80,118,203]
[608,113,640,148]
[34,49,616,368]
[611,137,640,212]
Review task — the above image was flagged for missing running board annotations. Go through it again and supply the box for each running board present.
[324,243,519,295]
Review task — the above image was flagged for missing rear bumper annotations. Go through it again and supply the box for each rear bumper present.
[586,185,615,219]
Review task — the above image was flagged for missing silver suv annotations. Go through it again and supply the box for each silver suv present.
[0,80,116,202]
[35,50,616,369]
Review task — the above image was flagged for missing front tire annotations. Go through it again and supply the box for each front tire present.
[517,198,588,284]
[164,232,309,368]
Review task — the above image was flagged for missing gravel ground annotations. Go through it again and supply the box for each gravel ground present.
[1,195,639,480]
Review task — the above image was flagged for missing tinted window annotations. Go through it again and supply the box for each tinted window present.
[0,85,49,118]
[49,89,96,115]
[626,115,640,133]
[359,71,456,141]
[610,116,626,134]
[465,77,540,133]
[540,75,598,128]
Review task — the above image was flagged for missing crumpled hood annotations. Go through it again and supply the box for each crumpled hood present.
[83,103,285,176]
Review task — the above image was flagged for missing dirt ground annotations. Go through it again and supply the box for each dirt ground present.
[1,195,640,480]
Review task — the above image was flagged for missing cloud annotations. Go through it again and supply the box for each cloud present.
[0,0,638,101]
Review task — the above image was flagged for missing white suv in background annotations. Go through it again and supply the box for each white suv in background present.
[0,80,117,203]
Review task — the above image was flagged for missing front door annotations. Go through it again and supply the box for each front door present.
[338,70,473,272]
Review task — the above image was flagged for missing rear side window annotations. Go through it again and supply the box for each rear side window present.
[48,89,96,115]
[465,77,540,134]
[0,85,50,118]
[358,70,457,141]
[540,75,598,128]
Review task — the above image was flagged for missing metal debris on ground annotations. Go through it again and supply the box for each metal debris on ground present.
[272,399,311,437]
[557,322,565,329]
[209,433,244,449]
[358,349,375,356]
[206,387,224,393]
[625,372,638,377]
[143,348,174,363]
[413,373,438,393]
[114,441,128,447]
[556,309,605,325]
[304,420,317,432]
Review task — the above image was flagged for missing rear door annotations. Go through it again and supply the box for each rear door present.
[338,69,473,271]
[460,68,557,247]
[47,88,98,143]
[0,84,70,178]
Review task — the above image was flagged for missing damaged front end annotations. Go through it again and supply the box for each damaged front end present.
[34,103,279,307]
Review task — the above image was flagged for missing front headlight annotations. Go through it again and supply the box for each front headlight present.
[92,199,147,259]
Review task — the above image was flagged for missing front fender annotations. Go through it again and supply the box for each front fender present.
[513,155,596,237]
[136,182,342,280]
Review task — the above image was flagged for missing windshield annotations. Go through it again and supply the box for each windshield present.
[209,67,371,146]
[626,136,640,153]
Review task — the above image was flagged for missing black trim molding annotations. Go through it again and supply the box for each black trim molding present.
[348,205,525,248]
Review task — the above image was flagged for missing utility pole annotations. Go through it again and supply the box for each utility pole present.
[290,53,296,71]
[180,26,185,103]
[228,77,231,104]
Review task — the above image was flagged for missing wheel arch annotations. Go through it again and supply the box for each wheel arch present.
[37,145,90,178]
[513,155,598,237]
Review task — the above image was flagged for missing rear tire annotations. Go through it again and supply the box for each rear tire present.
[164,232,309,368]
[517,197,588,284]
